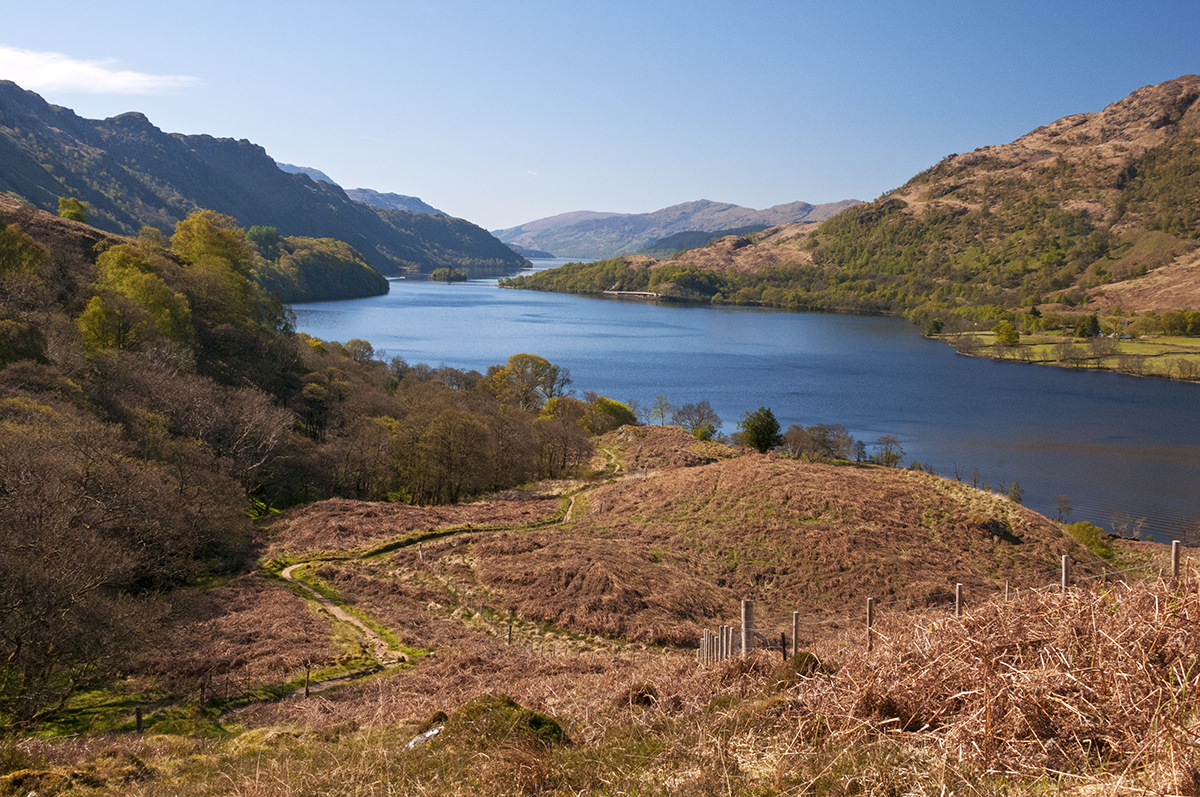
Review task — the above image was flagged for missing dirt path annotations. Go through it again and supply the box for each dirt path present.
[280,563,407,667]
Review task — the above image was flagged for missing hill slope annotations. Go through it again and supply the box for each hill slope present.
[0,81,525,277]
[801,75,1200,319]
[494,198,860,260]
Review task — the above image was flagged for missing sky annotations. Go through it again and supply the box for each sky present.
[2,1,1198,231]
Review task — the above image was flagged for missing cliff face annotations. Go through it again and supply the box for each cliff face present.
[0,81,527,276]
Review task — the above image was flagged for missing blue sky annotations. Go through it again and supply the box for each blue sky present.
[2,0,1198,230]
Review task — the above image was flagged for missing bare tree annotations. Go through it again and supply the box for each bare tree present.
[1055,494,1072,522]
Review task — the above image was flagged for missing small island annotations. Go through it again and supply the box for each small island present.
[429,267,468,282]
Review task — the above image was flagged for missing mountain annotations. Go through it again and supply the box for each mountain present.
[493,198,860,260]
[0,81,527,277]
[796,75,1200,319]
[511,76,1200,324]
[345,188,446,216]
[275,162,340,186]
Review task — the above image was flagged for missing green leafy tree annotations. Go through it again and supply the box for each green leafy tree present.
[994,321,1020,347]
[1074,314,1100,338]
[57,196,87,222]
[651,395,673,425]
[483,353,571,410]
[739,406,781,453]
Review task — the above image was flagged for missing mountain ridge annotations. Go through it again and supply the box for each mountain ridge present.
[494,198,861,260]
[0,81,526,277]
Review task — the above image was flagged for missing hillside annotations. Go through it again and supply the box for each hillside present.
[634,224,770,258]
[493,198,860,260]
[5,426,1185,794]
[0,81,526,277]
[799,73,1200,323]
[503,75,1200,368]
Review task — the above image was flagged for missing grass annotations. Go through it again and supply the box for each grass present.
[950,330,1200,379]
[2,429,1184,795]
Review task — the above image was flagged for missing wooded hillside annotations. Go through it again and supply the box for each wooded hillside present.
[0,81,527,277]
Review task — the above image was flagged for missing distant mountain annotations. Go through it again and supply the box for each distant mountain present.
[507,243,557,259]
[503,75,1200,322]
[276,162,340,186]
[345,188,446,216]
[493,199,860,260]
[0,82,526,277]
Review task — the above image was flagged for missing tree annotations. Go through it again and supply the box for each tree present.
[994,321,1020,347]
[739,406,780,453]
[671,400,721,438]
[651,395,673,425]
[782,424,817,457]
[171,210,255,277]
[1074,314,1101,338]
[483,353,571,411]
[872,435,905,467]
[1008,480,1024,504]
[1055,494,1073,522]
[57,197,87,223]
[343,338,375,364]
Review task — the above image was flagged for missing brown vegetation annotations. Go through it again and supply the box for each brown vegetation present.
[268,495,564,557]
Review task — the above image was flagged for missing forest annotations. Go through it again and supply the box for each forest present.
[0,201,631,724]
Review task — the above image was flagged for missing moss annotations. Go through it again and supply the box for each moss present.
[437,694,570,749]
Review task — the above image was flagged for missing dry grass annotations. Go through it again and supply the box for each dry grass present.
[267,495,563,557]
[138,574,338,695]
[11,574,1200,795]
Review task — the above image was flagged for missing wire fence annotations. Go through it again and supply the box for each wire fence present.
[698,544,1179,666]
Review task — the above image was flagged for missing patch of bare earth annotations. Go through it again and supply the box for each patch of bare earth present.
[666,226,819,274]
[1090,246,1200,312]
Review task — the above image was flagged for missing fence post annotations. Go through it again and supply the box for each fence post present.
[791,611,799,659]
[1062,555,1071,592]
[726,625,734,661]
[955,583,963,617]
[136,706,143,733]
[1004,581,1009,601]
[866,597,875,652]
[1173,540,1182,580]
[741,600,754,656]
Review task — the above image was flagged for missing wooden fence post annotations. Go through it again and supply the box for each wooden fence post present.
[726,625,734,661]
[866,597,875,652]
[1173,540,1182,580]
[136,706,143,733]
[741,600,754,657]
[955,583,963,617]
[791,611,799,659]
[1062,555,1071,592]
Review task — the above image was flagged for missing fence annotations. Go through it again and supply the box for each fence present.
[697,541,1182,665]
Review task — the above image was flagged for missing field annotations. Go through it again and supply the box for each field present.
[4,428,1190,796]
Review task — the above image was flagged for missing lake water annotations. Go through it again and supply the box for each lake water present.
[293,261,1200,543]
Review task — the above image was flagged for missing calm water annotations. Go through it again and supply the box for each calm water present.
[293,261,1200,542]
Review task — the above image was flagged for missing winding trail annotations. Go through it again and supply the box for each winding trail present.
[281,563,407,667]
[270,489,591,695]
